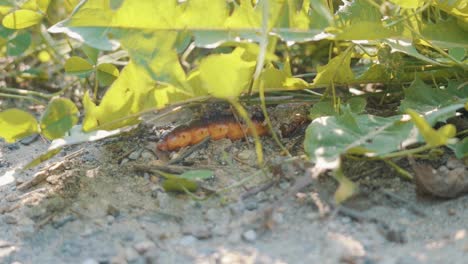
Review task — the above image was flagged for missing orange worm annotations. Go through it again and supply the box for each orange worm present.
[157,117,269,151]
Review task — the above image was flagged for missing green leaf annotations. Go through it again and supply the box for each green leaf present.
[400,79,468,122]
[82,61,189,131]
[178,170,214,180]
[199,48,255,99]
[388,0,424,9]
[333,168,357,204]
[7,31,31,56]
[162,178,198,193]
[304,109,415,169]
[0,108,39,143]
[64,56,94,77]
[40,98,79,140]
[312,50,354,86]
[97,63,119,86]
[406,109,456,147]
[449,138,468,159]
[2,9,43,29]
[22,148,62,170]
[309,100,337,120]
[335,0,402,40]
[82,44,99,65]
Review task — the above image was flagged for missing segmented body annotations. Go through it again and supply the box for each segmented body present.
[157,117,269,151]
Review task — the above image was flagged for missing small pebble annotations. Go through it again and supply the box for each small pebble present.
[107,204,120,217]
[107,215,115,224]
[242,229,257,242]
[205,208,219,222]
[125,247,139,262]
[244,201,258,211]
[447,157,464,170]
[229,202,244,216]
[447,167,466,179]
[141,151,154,160]
[128,149,142,160]
[52,215,76,229]
[179,235,197,246]
[20,134,39,145]
[120,158,129,165]
[3,214,18,224]
[272,212,284,224]
[237,150,254,160]
[279,181,290,190]
[133,240,156,254]
[438,165,449,174]
[82,258,99,264]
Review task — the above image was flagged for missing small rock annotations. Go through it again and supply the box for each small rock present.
[107,204,120,217]
[229,202,244,216]
[211,223,229,236]
[447,167,467,179]
[120,158,129,165]
[20,134,39,145]
[183,226,212,239]
[341,216,351,224]
[16,223,35,238]
[438,165,449,174]
[125,247,139,262]
[205,208,219,222]
[3,214,17,224]
[272,211,284,224]
[107,215,115,225]
[237,150,254,160]
[447,157,464,170]
[244,201,258,211]
[141,151,154,160]
[133,240,156,254]
[279,181,290,190]
[242,229,257,242]
[52,215,76,229]
[82,258,99,264]
[128,149,142,160]
[179,235,197,246]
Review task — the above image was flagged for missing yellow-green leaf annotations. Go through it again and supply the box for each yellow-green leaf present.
[333,168,357,204]
[22,148,62,170]
[162,178,198,193]
[199,48,255,99]
[2,9,43,29]
[64,56,94,76]
[312,50,354,86]
[388,0,424,9]
[406,109,456,147]
[97,63,119,86]
[40,98,79,140]
[0,108,38,143]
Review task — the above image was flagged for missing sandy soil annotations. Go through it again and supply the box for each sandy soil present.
[1,116,468,264]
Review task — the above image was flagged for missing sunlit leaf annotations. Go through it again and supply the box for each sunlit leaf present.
[406,109,456,147]
[2,9,43,29]
[0,108,38,143]
[312,51,354,86]
[198,48,255,99]
[64,56,94,76]
[22,148,62,170]
[40,98,79,140]
[162,178,198,193]
[388,0,424,9]
[333,168,357,204]
[97,63,119,86]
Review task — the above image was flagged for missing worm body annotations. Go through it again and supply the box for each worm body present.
[157,116,268,151]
